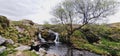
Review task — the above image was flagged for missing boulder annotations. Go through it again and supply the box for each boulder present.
[44,33,56,42]
[38,48,47,56]
[40,29,56,43]
[30,45,40,51]
[0,36,6,45]
[48,33,56,41]
[0,46,6,54]
[15,45,30,51]
[6,39,14,44]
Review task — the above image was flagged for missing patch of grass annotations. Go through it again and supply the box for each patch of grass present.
[23,50,39,56]
[0,50,8,56]
[0,48,17,56]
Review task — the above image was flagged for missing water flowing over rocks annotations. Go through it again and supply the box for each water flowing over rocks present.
[38,29,59,43]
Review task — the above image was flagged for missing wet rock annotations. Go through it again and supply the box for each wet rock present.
[38,48,47,56]
[30,45,40,51]
[40,43,49,48]
[42,32,56,43]
[39,29,56,43]
[46,53,58,56]
[47,33,56,41]
[0,36,6,45]
[15,45,30,51]
[6,39,14,44]
[0,46,6,54]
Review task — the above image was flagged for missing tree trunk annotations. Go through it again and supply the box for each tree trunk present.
[66,33,73,56]
[67,46,73,56]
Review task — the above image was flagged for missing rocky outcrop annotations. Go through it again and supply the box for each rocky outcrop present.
[0,16,10,28]
[39,29,56,43]
[0,46,6,54]
[0,36,14,45]
[0,36,6,45]
[81,29,100,43]
[21,19,34,26]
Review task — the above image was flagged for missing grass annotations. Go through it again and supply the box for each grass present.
[71,37,120,56]
[0,50,38,56]
[0,49,17,56]
[0,50,8,56]
[22,50,39,56]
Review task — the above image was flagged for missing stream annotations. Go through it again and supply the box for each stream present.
[38,30,101,56]
[44,43,101,56]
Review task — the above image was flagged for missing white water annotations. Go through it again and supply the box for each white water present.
[48,30,60,43]
[38,31,60,43]
[38,33,46,42]
[54,33,60,43]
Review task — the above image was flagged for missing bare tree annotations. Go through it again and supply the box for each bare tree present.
[52,0,119,42]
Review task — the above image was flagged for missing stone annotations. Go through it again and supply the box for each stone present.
[15,45,30,51]
[6,39,14,44]
[0,46,6,54]
[46,53,58,56]
[30,45,40,51]
[0,36,6,45]
[39,48,47,56]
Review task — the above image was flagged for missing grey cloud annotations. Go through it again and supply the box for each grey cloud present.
[0,0,42,16]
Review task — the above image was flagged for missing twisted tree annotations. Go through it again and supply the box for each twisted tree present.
[52,0,119,43]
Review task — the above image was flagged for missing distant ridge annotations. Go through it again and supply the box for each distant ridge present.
[108,22,120,28]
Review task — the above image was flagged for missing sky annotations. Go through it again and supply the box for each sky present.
[0,0,120,24]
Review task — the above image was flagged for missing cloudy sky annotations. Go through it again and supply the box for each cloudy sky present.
[0,0,120,24]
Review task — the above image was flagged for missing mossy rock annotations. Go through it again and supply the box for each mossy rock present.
[0,16,10,28]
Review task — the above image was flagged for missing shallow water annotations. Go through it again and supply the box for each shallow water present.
[45,43,101,56]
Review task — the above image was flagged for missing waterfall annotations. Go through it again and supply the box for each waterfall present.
[54,33,60,43]
[48,30,60,43]
[38,33,46,42]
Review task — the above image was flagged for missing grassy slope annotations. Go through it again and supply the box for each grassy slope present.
[71,23,120,56]
[0,19,39,56]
